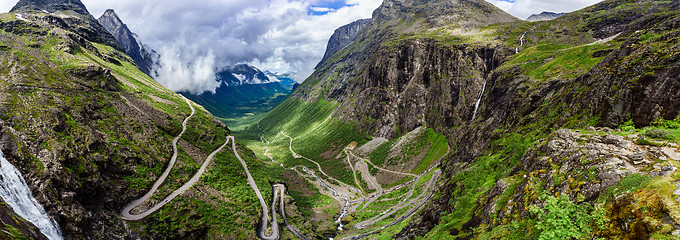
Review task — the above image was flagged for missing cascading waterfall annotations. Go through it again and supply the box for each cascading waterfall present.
[515,25,537,54]
[0,150,62,240]
[470,81,487,121]
[471,47,497,122]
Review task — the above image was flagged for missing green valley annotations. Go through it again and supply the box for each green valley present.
[2,0,680,239]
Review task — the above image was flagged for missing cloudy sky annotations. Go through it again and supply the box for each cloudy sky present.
[0,0,602,94]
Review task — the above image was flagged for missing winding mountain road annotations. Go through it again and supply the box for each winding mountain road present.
[346,171,441,240]
[121,97,197,220]
[353,170,441,230]
[281,132,361,195]
[227,135,279,240]
[273,184,308,240]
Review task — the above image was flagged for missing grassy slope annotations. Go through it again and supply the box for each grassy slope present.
[236,95,452,237]
[0,11,278,238]
[241,0,680,239]
[420,1,680,239]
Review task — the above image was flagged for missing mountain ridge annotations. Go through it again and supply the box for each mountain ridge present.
[316,18,370,69]
[9,0,124,51]
[98,9,158,75]
[526,11,565,21]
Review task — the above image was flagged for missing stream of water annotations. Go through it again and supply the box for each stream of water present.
[0,150,62,240]
[304,167,350,231]
[470,81,487,121]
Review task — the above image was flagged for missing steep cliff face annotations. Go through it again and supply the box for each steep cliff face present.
[295,0,516,138]
[274,0,680,238]
[317,19,370,68]
[98,9,157,75]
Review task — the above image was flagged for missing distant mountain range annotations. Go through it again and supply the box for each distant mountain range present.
[181,64,295,123]
[526,11,565,22]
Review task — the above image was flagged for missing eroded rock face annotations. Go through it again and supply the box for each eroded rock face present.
[317,19,370,68]
[464,129,680,238]
[10,0,124,52]
[97,9,157,75]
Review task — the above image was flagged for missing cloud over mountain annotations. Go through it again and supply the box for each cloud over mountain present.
[0,0,604,94]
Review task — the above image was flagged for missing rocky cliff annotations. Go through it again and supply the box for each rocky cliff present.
[98,9,157,75]
[295,0,517,138]
[266,0,680,238]
[316,18,370,68]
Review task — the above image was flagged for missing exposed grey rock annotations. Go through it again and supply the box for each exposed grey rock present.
[98,9,158,75]
[316,19,370,68]
[526,12,565,22]
[9,0,124,52]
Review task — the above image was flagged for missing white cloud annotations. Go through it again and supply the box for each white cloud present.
[78,0,381,93]
[485,0,605,19]
[309,7,334,12]
[153,39,220,94]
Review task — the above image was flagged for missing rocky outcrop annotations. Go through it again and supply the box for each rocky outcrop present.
[10,0,124,52]
[317,19,370,68]
[0,197,48,240]
[98,9,157,75]
[11,0,89,15]
[526,11,565,22]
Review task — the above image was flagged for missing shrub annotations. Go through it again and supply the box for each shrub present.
[620,118,635,132]
[646,128,672,140]
[663,119,680,129]
[529,195,608,240]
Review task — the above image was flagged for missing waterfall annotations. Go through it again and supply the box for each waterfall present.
[470,81,486,121]
[515,25,538,54]
[0,150,63,240]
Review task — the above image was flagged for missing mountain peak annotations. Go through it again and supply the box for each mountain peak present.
[316,18,370,69]
[101,9,120,20]
[372,0,516,27]
[526,11,565,22]
[10,0,90,15]
[98,9,157,75]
